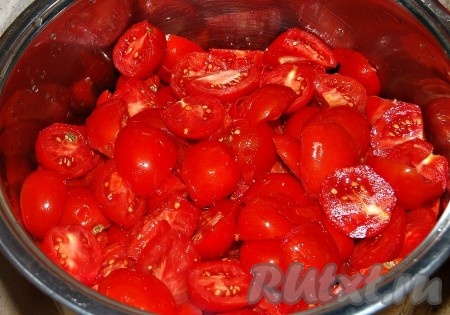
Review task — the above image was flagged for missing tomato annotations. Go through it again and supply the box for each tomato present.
[314,73,368,113]
[181,141,241,207]
[370,101,425,157]
[280,222,341,273]
[191,199,239,259]
[263,28,337,69]
[260,63,317,113]
[114,121,178,196]
[59,186,111,235]
[114,76,158,116]
[398,207,437,258]
[41,225,102,286]
[85,97,129,158]
[323,220,354,261]
[93,159,147,228]
[333,47,381,97]
[97,237,134,281]
[283,105,322,140]
[170,51,260,103]
[239,239,282,271]
[319,165,397,238]
[147,173,188,209]
[273,134,302,178]
[423,97,450,158]
[187,260,251,313]
[298,121,359,196]
[158,34,205,83]
[162,95,226,139]
[310,106,371,158]
[20,170,67,239]
[367,139,447,210]
[349,206,406,270]
[113,20,167,79]
[232,84,296,125]
[365,96,397,125]
[35,123,98,179]
[237,195,296,241]
[98,269,177,314]
[156,85,179,108]
[137,228,200,304]
[70,77,98,114]
[225,119,277,183]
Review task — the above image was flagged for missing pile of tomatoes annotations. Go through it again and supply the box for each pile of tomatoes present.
[18,19,448,314]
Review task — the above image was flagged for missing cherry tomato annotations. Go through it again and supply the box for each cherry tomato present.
[283,105,322,140]
[114,121,178,196]
[239,239,282,271]
[319,165,397,238]
[20,170,67,239]
[187,260,251,313]
[162,94,226,139]
[114,76,158,116]
[98,269,177,314]
[333,47,381,96]
[41,225,102,286]
[181,140,241,207]
[349,206,406,270]
[298,121,359,196]
[113,20,167,79]
[170,51,260,103]
[264,27,337,69]
[35,123,98,179]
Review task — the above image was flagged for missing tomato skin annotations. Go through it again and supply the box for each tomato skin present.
[20,170,67,239]
[35,123,98,179]
[264,27,337,69]
[349,206,406,270]
[181,141,241,207]
[114,121,178,196]
[59,186,111,235]
[41,225,102,286]
[187,260,251,313]
[280,222,341,273]
[162,94,226,139]
[273,134,302,178]
[114,76,158,116]
[85,98,129,158]
[319,165,397,239]
[298,121,359,196]
[98,269,177,315]
[333,47,381,97]
[283,105,322,140]
[113,20,167,79]
[239,239,282,272]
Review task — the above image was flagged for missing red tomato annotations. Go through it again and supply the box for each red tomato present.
[349,206,406,270]
[237,195,296,241]
[365,96,397,125]
[59,186,111,234]
[398,207,437,258]
[181,141,241,207]
[114,121,178,196]
[298,121,359,196]
[367,139,447,210]
[158,34,205,83]
[333,47,381,96]
[264,27,337,69]
[98,269,177,314]
[323,220,354,261]
[93,159,147,228]
[147,173,188,210]
[156,85,179,108]
[283,105,322,140]
[114,76,158,116]
[20,170,67,239]
[370,101,425,157]
[113,20,167,79]
[310,106,371,158]
[187,260,251,313]
[225,119,277,183]
[191,199,239,259]
[273,133,302,178]
[232,84,296,125]
[162,94,226,139]
[261,63,317,113]
[319,165,397,238]
[170,51,260,103]
[41,225,102,286]
[35,123,98,179]
[239,239,282,271]
[280,222,341,273]
[314,73,368,113]
[423,98,450,158]
[85,97,129,158]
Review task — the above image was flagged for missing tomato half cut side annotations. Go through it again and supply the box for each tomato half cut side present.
[41,225,102,286]
[187,260,251,313]
[319,165,397,238]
